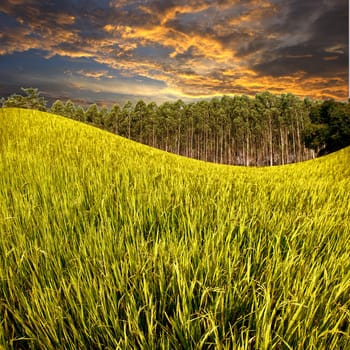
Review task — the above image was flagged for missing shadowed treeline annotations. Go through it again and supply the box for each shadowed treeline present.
[1,88,350,166]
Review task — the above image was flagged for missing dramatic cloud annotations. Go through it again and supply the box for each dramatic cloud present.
[0,0,347,103]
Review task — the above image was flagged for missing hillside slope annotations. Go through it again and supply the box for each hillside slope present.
[0,108,349,349]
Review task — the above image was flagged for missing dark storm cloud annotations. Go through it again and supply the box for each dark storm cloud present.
[254,52,346,78]
[252,0,348,79]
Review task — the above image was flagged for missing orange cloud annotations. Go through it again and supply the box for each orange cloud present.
[323,56,338,61]
[105,21,235,64]
[55,15,76,25]
[229,1,278,27]
[160,4,211,25]
[235,72,347,100]
[77,70,114,79]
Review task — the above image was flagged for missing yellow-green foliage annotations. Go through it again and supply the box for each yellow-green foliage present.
[0,108,349,349]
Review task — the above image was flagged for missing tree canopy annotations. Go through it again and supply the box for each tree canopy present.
[1,88,47,111]
[2,88,349,165]
[302,100,350,155]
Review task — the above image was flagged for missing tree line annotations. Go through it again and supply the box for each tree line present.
[1,88,349,166]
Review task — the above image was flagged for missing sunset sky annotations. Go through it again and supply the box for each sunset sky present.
[0,0,348,105]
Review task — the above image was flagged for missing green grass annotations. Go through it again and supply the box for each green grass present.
[0,108,349,349]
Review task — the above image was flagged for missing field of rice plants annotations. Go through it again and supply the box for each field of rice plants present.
[0,108,349,349]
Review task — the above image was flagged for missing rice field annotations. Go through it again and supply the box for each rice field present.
[0,108,349,349]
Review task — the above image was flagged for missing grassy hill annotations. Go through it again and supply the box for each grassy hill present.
[0,108,349,349]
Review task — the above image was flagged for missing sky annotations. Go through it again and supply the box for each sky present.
[0,0,348,105]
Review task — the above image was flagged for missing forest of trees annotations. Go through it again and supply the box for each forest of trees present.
[2,88,350,166]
